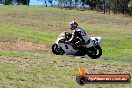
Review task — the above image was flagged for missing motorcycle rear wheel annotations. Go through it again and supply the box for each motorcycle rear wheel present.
[87,45,102,59]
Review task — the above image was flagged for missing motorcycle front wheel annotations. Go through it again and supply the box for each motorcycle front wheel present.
[52,44,65,55]
[87,45,102,59]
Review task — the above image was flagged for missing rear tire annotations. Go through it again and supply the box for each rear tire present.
[52,44,65,55]
[87,45,102,59]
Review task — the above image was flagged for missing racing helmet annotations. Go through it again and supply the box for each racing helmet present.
[69,21,78,29]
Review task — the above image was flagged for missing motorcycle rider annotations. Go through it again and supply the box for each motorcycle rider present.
[65,21,90,49]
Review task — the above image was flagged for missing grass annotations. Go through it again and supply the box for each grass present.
[0,6,132,88]
[0,6,132,59]
[0,50,132,88]
[0,23,56,44]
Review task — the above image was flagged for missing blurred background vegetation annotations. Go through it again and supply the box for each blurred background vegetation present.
[0,0,132,16]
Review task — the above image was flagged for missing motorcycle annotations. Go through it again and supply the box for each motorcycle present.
[52,32,102,59]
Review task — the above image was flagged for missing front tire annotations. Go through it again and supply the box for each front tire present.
[87,45,102,59]
[52,44,65,55]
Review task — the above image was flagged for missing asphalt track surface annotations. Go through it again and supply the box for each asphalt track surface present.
[76,56,132,63]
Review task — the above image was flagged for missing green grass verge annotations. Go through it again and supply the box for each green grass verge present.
[0,23,56,44]
[0,6,132,59]
[0,50,132,88]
